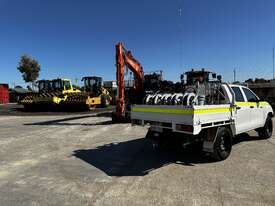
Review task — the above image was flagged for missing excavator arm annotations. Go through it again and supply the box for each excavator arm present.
[116,42,144,120]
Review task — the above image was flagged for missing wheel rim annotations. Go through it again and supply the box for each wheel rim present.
[220,136,226,151]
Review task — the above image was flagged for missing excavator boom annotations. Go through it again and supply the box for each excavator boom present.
[116,42,144,120]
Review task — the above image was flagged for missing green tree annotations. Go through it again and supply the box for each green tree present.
[17,54,41,88]
[244,78,254,84]
[255,78,267,83]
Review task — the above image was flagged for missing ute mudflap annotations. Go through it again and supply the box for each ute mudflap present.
[131,104,233,135]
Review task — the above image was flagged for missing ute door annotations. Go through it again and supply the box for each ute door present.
[241,87,264,129]
[231,86,251,134]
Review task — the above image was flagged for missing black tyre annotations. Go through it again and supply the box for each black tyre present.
[257,116,273,139]
[101,95,110,107]
[211,127,233,161]
[23,105,31,112]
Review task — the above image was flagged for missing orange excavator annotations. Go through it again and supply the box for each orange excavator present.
[114,42,144,121]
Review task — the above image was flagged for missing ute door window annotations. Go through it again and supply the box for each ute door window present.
[242,87,259,102]
[231,87,245,102]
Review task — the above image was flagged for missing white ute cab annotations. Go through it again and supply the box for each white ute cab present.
[131,84,274,161]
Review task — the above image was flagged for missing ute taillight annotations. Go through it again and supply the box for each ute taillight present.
[176,124,193,133]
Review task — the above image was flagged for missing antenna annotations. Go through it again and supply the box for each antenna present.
[233,69,236,82]
[178,0,183,70]
[273,48,274,80]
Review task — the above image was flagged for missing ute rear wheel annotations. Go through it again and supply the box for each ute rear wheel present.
[211,127,233,161]
[257,116,273,139]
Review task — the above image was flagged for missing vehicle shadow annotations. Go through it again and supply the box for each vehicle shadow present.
[233,133,264,144]
[24,112,114,126]
[73,138,212,177]
[15,105,114,113]
[73,132,263,177]
[6,103,113,116]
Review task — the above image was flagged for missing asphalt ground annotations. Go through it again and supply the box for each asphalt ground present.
[0,104,275,206]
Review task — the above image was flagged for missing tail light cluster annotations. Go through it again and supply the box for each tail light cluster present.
[176,124,193,133]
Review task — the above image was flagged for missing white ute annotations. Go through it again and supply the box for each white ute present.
[131,84,273,160]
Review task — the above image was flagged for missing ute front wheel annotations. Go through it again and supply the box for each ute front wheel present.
[257,116,273,139]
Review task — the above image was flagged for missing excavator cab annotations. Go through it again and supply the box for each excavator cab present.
[82,76,102,96]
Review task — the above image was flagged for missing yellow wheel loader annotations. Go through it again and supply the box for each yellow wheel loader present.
[61,76,111,110]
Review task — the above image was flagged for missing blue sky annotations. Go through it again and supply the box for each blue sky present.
[0,0,275,87]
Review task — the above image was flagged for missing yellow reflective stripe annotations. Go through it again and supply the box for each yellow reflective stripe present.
[259,102,270,106]
[235,101,270,107]
[132,107,232,115]
[195,108,232,114]
[236,102,256,106]
[132,107,193,115]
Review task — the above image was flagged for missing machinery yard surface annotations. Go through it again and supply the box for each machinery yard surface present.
[0,104,275,206]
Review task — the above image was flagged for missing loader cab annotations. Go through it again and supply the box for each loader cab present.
[82,76,102,96]
[63,79,73,91]
[51,79,73,91]
[37,80,52,92]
